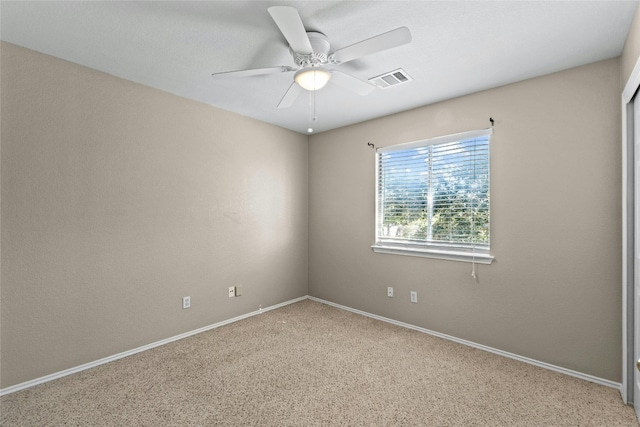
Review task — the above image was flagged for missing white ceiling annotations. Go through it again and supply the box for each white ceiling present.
[1,1,638,134]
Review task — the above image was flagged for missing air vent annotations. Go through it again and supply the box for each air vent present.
[368,68,412,89]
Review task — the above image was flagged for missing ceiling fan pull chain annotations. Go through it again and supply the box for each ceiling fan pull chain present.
[307,90,317,133]
[313,89,317,123]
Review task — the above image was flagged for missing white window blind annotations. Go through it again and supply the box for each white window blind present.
[374,128,492,263]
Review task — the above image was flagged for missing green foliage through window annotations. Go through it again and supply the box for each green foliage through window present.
[376,133,490,250]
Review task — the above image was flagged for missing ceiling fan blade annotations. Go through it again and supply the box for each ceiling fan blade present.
[268,6,313,55]
[212,66,295,79]
[277,82,303,109]
[331,27,412,64]
[329,70,376,96]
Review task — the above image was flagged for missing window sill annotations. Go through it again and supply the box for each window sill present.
[371,245,494,264]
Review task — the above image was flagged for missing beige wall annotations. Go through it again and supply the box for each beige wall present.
[0,36,629,390]
[622,3,640,88]
[309,58,622,381]
[0,42,309,388]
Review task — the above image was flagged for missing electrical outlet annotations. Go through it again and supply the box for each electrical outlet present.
[228,286,235,298]
[387,287,394,297]
[182,296,191,309]
[410,291,418,303]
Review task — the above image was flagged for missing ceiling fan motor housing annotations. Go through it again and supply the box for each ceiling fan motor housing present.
[293,32,331,67]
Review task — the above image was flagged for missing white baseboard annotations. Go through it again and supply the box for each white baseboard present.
[308,296,623,394]
[2,294,622,397]
[0,295,307,397]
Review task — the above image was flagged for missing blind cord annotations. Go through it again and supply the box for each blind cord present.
[471,136,478,281]
[471,252,477,280]
[472,118,494,281]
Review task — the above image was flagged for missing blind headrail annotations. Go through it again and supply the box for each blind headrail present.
[377,127,493,154]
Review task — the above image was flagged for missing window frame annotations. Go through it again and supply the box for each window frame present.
[372,128,494,264]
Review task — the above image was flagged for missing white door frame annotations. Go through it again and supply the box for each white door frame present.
[622,55,640,406]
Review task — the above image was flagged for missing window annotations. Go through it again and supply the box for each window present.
[373,128,493,264]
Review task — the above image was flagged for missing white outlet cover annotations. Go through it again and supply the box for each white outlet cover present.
[182,296,191,309]
[228,287,235,298]
[410,291,418,303]
[387,287,393,297]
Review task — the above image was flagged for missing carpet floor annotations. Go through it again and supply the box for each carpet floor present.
[1,299,637,426]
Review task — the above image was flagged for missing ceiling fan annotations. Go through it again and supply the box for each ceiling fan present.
[211,6,412,109]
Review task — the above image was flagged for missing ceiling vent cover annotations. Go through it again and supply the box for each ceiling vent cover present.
[369,68,412,89]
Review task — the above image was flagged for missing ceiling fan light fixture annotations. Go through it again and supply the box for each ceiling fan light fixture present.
[294,67,331,91]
